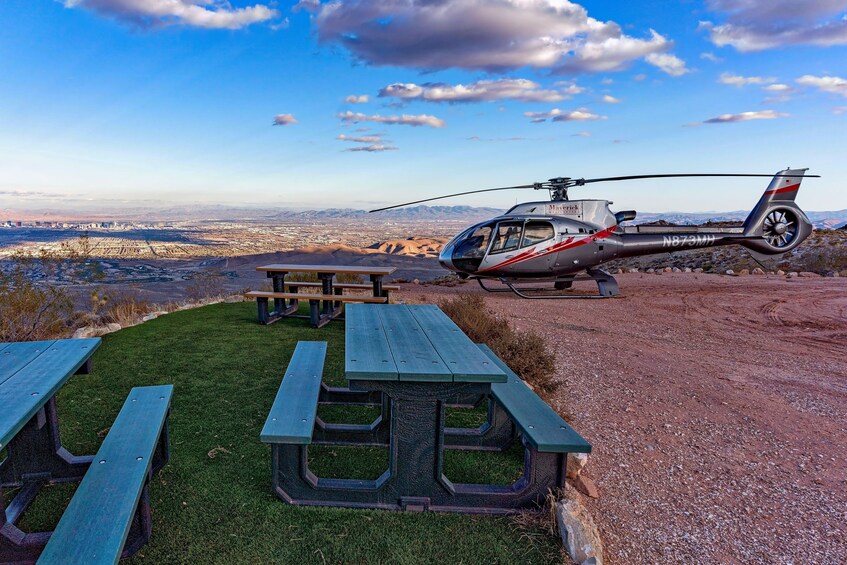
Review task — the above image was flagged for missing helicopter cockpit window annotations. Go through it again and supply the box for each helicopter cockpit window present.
[450,224,493,273]
[521,221,554,247]
[490,221,524,254]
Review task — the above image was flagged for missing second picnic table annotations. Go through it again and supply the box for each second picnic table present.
[248,264,397,327]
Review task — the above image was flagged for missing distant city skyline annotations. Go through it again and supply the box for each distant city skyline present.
[1,1,846,213]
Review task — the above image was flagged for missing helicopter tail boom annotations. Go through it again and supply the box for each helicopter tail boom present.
[739,168,813,254]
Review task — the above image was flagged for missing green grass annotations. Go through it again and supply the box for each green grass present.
[7,302,561,564]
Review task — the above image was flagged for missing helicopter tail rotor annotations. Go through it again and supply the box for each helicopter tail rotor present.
[740,168,813,254]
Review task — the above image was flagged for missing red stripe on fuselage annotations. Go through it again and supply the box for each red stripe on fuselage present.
[763,183,799,196]
[477,226,617,274]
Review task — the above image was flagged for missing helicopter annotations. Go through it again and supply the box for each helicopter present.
[370,168,819,298]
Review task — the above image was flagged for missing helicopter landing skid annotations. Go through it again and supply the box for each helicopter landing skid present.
[475,268,620,299]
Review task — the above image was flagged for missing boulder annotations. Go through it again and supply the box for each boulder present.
[627,268,639,273]
[646,268,655,273]
[683,267,692,273]
[567,453,589,480]
[573,475,600,499]
[106,323,121,333]
[787,272,798,278]
[752,268,765,275]
[693,268,704,273]
[798,271,821,278]
[739,269,750,276]
[556,499,604,565]
[72,326,96,339]
[725,269,735,276]
[663,267,673,272]
[72,323,121,339]
[141,313,158,322]
[776,270,785,276]
[825,271,840,278]
[671,267,681,273]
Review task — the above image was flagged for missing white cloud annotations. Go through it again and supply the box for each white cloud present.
[337,133,384,143]
[602,94,621,104]
[272,114,298,126]
[833,106,847,115]
[796,74,847,97]
[314,0,682,74]
[346,144,398,152]
[763,83,792,92]
[63,0,278,29]
[572,131,592,137]
[718,72,776,86]
[633,74,647,81]
[600,78,614,85]
[645,52,689,76]
[338,111,446,128]
[344,94,369,104]
[293,0,320,13]
[700,52,723,62]
[703,110,789,123]
[378,79,566,104]
[524,107,606,123]
[701,0,847,51]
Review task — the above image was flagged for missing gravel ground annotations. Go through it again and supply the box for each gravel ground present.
[403,273,847,564]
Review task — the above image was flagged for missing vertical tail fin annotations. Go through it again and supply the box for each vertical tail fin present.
[743,168,807,232]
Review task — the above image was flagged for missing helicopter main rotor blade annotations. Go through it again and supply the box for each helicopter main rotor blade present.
[369,183,537,213]
[579,173,821,185]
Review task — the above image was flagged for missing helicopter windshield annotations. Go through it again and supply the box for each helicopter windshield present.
[451,223,493,272]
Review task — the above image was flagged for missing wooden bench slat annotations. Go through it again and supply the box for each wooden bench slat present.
[478,345,591,454]
[0,338,101,450]
[260,342,326,444]
[376,305,452,382]
[257,264,396,276]
[407,305,507,383]
[345,305,398,381]
[37,385,173,565]
[244,291,387,304]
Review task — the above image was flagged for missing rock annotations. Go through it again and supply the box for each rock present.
[725,269,735,276]
[752,268,765,275]
[567,453,589,479]
[72,326,95,339]
[826,271,840,277]
[787,272,799,278]
[106,323,121,333]
[683,267,692,273]
[573,475,600,499]
[798,271,821,278]
[627,268,639,273]
[224,295,242,303]
[672,267,681,273]
[663,267,673,272]
[556,499,604,565]
[693,268,704,273]
[739,269,750,276]
[646,268,655,273]
[141,313,158,322]
[615,268,624,275]
[413,279,420,285]
[776,270,785,276]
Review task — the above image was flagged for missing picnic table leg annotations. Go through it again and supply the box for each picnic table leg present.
[271,272,287,317]
[317,273,335,319]
[370,274,385,298]
[0,397,92,489]
[0,495,50,564]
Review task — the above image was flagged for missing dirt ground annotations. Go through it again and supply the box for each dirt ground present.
[403,273,847,564]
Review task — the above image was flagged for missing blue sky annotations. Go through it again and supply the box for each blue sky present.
[1,0,845,213]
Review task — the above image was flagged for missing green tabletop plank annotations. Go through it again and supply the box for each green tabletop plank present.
[38,385,173,565]
[376,305,452,382]
[0,340,57,387]
[0,338,101,450]
[261,342,326,444]
[345,304,398,381]
[408,305,507,383]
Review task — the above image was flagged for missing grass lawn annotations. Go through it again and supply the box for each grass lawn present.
[8,302,563,564]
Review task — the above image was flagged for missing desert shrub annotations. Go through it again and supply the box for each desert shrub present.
[439,294,559,399]
[93,287,151,326]
[0,259,74,341]
[186,271,227,301]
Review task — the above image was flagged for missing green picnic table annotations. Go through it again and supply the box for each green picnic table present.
[261,303,591,513]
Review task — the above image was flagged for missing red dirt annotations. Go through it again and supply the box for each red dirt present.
[404,273,847,564]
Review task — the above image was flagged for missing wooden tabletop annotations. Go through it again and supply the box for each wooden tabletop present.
[0,338,101,449]
[345,304,507,383]
[257,264,397,276]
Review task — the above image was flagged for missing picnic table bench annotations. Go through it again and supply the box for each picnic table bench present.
[260,304,591,514]
[248,264,398,328]
[0,339,173,564]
